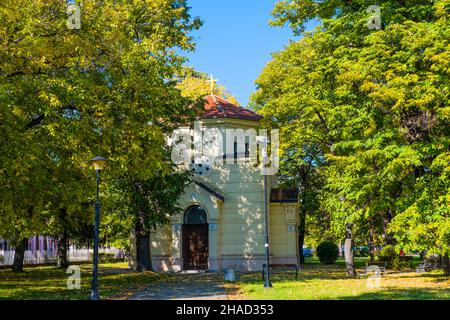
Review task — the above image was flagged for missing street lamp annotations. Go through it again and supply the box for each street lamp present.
[257,136,273,289]
[90,156,107,300]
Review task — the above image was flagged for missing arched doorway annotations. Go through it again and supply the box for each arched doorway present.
[182,205,209,270]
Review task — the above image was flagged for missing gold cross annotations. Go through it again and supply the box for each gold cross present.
[206,74,218,95]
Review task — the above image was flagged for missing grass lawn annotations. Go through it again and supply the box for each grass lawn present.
[0,262,165,300]
[2,257,448,300]
[227,257,450,300]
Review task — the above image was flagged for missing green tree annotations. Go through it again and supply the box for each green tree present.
[177,67,240,105]
[0,0,201,271]
[105,166,191,271]
[255,0,450,275]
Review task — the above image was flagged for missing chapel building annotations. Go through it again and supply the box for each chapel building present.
[143,95,299,272]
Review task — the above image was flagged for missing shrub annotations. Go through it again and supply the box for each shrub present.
[98,253,117,263]
[394,256,414,270]
[354,247,369,257]
[377,245,397,268]
[316,241,339,264]
[377,245,412,270]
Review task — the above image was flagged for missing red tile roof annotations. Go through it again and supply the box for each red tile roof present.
[203,95,263,122]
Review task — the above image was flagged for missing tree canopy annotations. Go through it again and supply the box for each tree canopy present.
[0,0,201,267]
[176,67,240,105]
[254,0,450,261]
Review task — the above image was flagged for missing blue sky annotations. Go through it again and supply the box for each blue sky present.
[185,0,301,106]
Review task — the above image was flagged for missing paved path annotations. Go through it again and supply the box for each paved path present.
[128,272,228,300]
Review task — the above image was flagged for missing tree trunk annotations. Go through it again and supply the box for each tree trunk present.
[43,235,49,263]
[443,255,450,277]
[368,224,375,263]
[134,215,152,272]
[43,236,47,250]
[57,230,69,269]
[12,238,28,272]
[420,250,427,260]
[438,254,443,268]
[135,234,151,272]
[344,224,356,277]
[57,208,69,269]
[298,210,306,264]
[381,211,395,245]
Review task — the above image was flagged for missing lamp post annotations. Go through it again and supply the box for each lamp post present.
[90,156,107,300]
[258,136,272,289]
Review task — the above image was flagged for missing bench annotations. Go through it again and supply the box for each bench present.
[416,262,435,273]
[262,263,300,280]
[359,261,387,277]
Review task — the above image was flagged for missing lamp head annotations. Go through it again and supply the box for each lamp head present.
[91,156,107,171]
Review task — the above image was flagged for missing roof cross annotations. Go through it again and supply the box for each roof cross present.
[206,74,219,95]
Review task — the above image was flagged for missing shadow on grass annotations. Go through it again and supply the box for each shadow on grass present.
[387,272,449,281]
[238,262,349,284]
[0,264,163,300]
[340,287,450,300]
[233,262,450,300]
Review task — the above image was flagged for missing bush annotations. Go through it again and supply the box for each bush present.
[98,253,117,263]
[396,256,414,269]
[353,250,363,257]
[377,245,397,268]
[316,241,339,264]
[354,247,369,257]
[377,245,412,270]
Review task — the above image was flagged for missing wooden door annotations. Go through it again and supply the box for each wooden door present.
[182,224,209,270]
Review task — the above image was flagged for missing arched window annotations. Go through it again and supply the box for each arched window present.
[184,205,208,224]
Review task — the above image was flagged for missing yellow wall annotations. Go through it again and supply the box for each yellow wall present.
[270,204,298,260]
[150,224,172,256]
